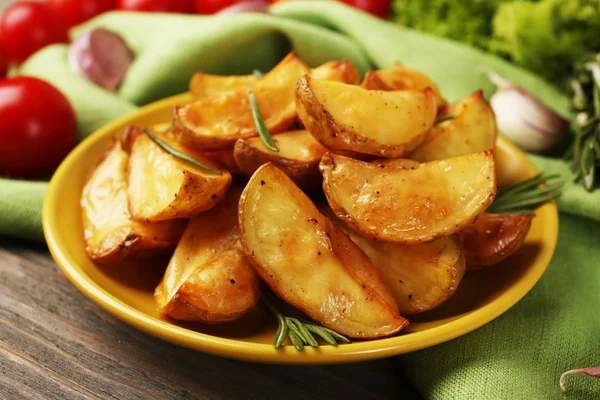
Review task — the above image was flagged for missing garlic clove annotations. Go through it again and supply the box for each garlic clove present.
[218,1,269,15]
[484,68,570,154]
[69,28,134,92]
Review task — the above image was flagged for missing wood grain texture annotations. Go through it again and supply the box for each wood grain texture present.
[0,236,422,400]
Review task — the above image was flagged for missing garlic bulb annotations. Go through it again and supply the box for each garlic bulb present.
[484,69,570,153]
[69,28,134,92]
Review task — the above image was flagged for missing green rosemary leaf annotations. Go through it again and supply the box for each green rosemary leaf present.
[288,330,304,351]
[247,88,279,153]
[321,327,352,344]
[261,296,351,351]
[304,325,337,346]
[490,191,561,213]
[493,181,565,206]
[273,314,288,348]
[489,174,564,214]
[253,69,264,78]
[435,115,456,124]
[141,128,222,175]
[289,318,319,348]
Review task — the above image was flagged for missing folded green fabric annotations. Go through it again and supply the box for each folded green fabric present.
[1,2,598,398]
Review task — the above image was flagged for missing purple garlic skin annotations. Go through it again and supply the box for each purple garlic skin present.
[69,28,134,92]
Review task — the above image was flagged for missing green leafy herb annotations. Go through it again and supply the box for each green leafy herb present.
[435,115,456,124]
[261,295,350,351]
[487,174,563,214]
[247,88,279,153]
[141,127,222,175]
[252,69,264,78]
[565,54,600,191]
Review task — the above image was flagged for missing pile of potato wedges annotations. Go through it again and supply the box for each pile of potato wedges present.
[81,52,533,340]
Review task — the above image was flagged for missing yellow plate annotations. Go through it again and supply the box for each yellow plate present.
[43,92,558,365]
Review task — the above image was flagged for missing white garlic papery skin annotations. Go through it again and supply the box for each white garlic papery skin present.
[69,28,134,92]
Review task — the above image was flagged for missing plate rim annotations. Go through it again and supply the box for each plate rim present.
[43,92,559,365]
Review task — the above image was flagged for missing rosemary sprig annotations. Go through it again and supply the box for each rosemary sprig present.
[566,54,600,191]
[435,115,456,124]
[487,174,564,214]
[141,127,222,175]
[247,88,279,153]
[261,295,350,351]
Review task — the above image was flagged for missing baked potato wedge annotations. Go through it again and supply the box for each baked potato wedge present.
[190,72,258,101]
[361,63,446,108]
[233,130,327,191]
[409,91,497,162]
[459,213,533,271]
[202,149,240,174]
[155,186,261,323]
[81,134,185,265]
[126,127,232,221]
[350,232,465,316]
[296,75,437,158]
[321,204,466,315]
[320,151,497,244]
[173,52,309,150]
[239,163,408,339]
[310,60,360,84]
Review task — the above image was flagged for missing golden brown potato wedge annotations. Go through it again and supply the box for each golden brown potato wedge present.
[459,213,532,271]
[310,60,360,84]
[349,232,465,316]
[154,186,261,323]
[409,91,497,162]
[296,75,437,158]
[320,151,497,244]
[233,130,327,191]
[320,204,465,315]
[239,163,408,339]
[126,127,231,221]
[202,149,240,174]
[81,134,186,265]
[173,52,309,150]
[189,72,258,101]
[361,63,446,108]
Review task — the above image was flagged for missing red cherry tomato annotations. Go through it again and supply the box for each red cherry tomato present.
[194,0,239,14]
[339,0,390,18]
[47,0,117,28]
[0,77,78,178]
[117,0,194,13]
[0,2,69,64]
[0,44,10,79]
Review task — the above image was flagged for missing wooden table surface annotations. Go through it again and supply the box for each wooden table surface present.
[0,236,422,400]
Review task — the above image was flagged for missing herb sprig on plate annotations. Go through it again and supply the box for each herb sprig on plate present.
[247,88,279,153]
[488,173,564,214]
[261,295,350,351]
[141,127,222,175]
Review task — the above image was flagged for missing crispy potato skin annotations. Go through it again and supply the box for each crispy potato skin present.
[233,130,327,191]
[409,91,497,162]
[361,64,447,108]
[173,52,309,150]
[460,213,533,271]
[239,163,408,339]
[189,73,258,101]
[81,133,185,265]
[321,204,465,315]
[154,186,261,323]
[295,75,437,158]
[310,60,361,84]
[320,152,497,244]
[126,127,232,221]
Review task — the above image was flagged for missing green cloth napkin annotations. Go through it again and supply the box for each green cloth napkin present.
[1,2,598,398]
